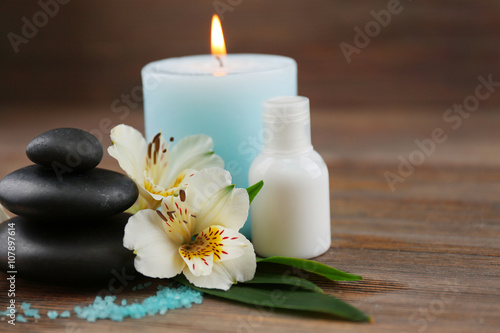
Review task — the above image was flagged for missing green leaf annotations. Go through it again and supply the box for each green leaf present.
[257,256,362,281]
[246,180,264,204]
[174,275,371,322]
[243,271,323,293]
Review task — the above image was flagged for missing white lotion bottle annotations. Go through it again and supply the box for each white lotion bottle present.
[249,96,331,259]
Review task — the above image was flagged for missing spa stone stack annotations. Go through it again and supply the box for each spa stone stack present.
[0,128,139,285]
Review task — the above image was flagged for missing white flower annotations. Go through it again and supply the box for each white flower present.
[123,168,256,290]
[108,124,224,211]
[0,204,9,223]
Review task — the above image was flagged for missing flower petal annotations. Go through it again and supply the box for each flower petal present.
[136,180,162,210]
[184,170,248,234]
[108,124,147,183]
[163,168,197,195]
[124,209,184,278]
[145,132,170,187]
[185,168,233,211]
[196,186,249,233]
[159,195,196,245]
[185,168,249,233]
[182,228,256,290]
[164,135,224,187]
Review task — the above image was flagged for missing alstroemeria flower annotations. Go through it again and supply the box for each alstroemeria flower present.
[108,124,224,211]
[123,168,256,290]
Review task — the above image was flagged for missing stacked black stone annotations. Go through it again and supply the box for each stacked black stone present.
[0,128,139,285]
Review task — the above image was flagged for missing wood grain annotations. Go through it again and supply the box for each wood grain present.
[0,105,499,332]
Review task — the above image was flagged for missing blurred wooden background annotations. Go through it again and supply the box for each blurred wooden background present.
[1,0,499,109]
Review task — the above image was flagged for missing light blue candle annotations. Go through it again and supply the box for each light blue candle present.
[142,54,297,237]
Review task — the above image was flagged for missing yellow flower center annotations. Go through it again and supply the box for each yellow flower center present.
[179,226,230,266]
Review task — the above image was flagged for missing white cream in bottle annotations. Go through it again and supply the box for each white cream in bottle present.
[249,96,331,259]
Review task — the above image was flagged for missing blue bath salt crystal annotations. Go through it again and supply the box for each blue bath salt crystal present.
[136,283,144,290]
[17,314,27,323]
[47,310,58,319]
[22,303,41,319]
[132,286,137,291]
[0,309,13,316]
[144,282,152,288]
[74,285,203,322]
[59,310,71,318]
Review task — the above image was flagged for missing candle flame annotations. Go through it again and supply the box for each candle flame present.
[211,15,226,57]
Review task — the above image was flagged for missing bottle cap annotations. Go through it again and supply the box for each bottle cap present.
[261,96,312,154]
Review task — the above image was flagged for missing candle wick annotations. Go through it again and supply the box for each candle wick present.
[215,55,223,68]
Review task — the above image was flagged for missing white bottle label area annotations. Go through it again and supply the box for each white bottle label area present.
[249,150,331,259]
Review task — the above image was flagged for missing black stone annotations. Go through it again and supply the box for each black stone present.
[26,128,103,172]
[0,166,138,220]
[0,214,136,285]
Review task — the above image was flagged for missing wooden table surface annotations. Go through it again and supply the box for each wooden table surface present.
[0,105,499,333]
